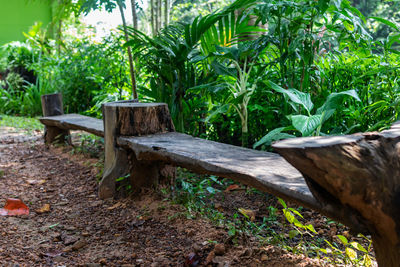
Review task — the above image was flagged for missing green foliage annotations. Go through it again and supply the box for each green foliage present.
[0,115,43,134]
[1,24,130,117]
[254,82,360,147]
[126,0,256,132]
[277,198,375,265]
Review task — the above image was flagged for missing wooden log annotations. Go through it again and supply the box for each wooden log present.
[41,93,70,144]
[39,114,104,137]
[99,101,175,199]
[272,125,400,267]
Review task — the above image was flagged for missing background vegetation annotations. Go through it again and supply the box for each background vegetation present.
[1,0,398,149]
[1,0,398,264]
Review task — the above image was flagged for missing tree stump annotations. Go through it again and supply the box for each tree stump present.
[273,124,400,267]
[41,93,70,144]
[99,102,175,199]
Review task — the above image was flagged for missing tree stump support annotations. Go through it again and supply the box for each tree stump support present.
[41,93,70,144]
[273,123,400,267]
[99,102,176,199]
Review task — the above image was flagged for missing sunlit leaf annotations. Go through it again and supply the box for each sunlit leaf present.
[350,241,368,253]
[289,115,323,136]
[345,247,357,260]
[337,234,348,245]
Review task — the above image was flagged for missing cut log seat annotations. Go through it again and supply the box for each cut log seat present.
[39,114,104,137]
[118,132,316,207]
[273,121,400,266]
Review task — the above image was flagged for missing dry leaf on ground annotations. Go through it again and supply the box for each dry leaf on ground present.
[36,204,51,214]
[0,198,29,216]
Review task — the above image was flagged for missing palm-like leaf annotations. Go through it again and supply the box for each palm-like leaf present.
[124,0,258,132]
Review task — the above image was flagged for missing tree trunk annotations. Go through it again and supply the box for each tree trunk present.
[158,0,162,29]
[164,0,169,27]
[117,1,138,99]
[150,0,155,35]
[99,102,175,198]
[273,124,400,267]
[130,0,138,29]
[41,93,70,144]
[154,0,159,33]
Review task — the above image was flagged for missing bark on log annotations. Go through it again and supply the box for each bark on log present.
[273,125,400,267]
[41,93,70,144]
[99,101,175,199]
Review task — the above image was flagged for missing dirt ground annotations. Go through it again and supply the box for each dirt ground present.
[0,126,360,266]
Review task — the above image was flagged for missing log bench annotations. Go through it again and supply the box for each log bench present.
[39,93,399,266]
[39,94,329,216]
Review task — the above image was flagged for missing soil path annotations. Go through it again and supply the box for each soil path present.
[0,126,322,266]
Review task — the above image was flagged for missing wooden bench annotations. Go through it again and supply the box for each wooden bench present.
[39,93,400,265]
[39,94,330,213]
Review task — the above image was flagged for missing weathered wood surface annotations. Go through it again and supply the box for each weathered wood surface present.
[99,102,175,198]
[273,123,400,267]
[117,132,320,209]
[99,102,134,199]
[41,93,70,143]
[39,114,104,137]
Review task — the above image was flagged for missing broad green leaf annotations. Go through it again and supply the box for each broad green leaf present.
[206,186,216,194]
[253,127,295,148]
[317,90,360,122]
[387,34,400,49]
[337,234,348,245]
[370,17,399,31]
[289,115,323,136]
[289,208,304,219]
[211,60,236,77]
[306,224,317,234]
[278,198,287,209]
[283,210,295,224]
[350,241,368,253]
[267,81,314,114]
[205,104,230,123]
[319,248,328,254]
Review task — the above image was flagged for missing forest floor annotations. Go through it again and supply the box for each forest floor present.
[0,124,375,266]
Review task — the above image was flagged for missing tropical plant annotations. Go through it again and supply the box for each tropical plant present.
[125,0,256,132]
[254,81,360,148]
[205,45,262,147]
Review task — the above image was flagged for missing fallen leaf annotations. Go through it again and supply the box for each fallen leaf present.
[36,204,51,214]
[107,202,122,210]
[0,198,29,216]
[238,208,256,222]
[72,239,87,250]
[224,184,240,192]
[26,179,46,185]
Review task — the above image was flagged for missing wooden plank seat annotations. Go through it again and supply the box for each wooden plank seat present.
[39,114,104,137]
[117,132,318,208]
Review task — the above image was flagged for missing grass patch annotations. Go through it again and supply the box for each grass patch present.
[0,114,43,134]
